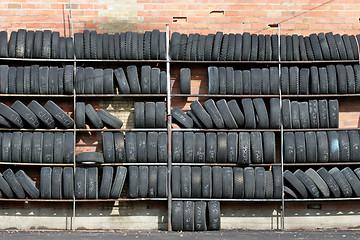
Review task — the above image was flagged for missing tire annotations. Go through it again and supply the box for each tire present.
[227,132,238,163]
[234,34,243,61]
[99,166,114,199]
[147,132,158,163]
[150,29,160,60]
[325,32,340,60]
[228,100,244,127]
[93,68,104,94]
[135,132,147,163]
[159,32,166,60]
[202,166,212,198]
[98,109,123,129]
[15,29,26,58]
[63,167,74,199]
[346,65,356,93]
[86,167,98,199]
[226,67,235,94]
[309,34,323,60]
[63,65,74,94]
[305,131,317,163]
[140,66,151,93]
[318,67,328,94]
[15,170,39,199]
[42,132,54,163]
[244,167,255,199]
[212,32,223,61]
[284,186,298,198]
[8,31,17,58]
[238,132,251,164]
[204,133,216,163]
[350,35,359,60]
[90,31,98,59]
[134,102,145,128]
[329,167,352,197]
[241,98,256,129]
[281,66,289,95]
[204,99,224,129]
[172,132,183,162]
[242,70,251,94]
[74,33,84,59]
[286,35,293,61]
[125,132,137,162]
[294,132,306,163]
[305,168,330,198]
[269,98,280,129]
[212,166,223,198]
[318,33,331,60]
[220,34,229,61]
[298,67,310,94]
[75,102,86,129]
[304,36,315,61]
[280,35,286,60]
[160,71,167,94]
[76,67,84,94]
[138,166,148,197]
[242,32,251,61]
[294,169,320,198]
[186,33,194,61]
[75,167,86,199]
[348,131,360,162]
[284,170,308,198]
[65,37,74,59]
[63,132,74,163]
[265,171,274,199]
[255,167,265,199]
[208,66,219,94]
[336,64,347,94]
[44,100,74,128]
[250,132,263,164]
[233,167,244,199]
[11,100,40,129]
[227,33,236,61]
[171,166,180,198]
[48,66,58,94]
[194,133,206,163]
[75,152,104,164]
[145,102,156,128]
[172,201,183,231]
[271,35,279,61]
[291,101,300,129]
[183,201,195,231]
[289,66,299,94]
[253,98,269,129]
[207,201,221,230]
[0,65,9,94]
[155,102,166,128]
[158,132,167,163]
[181,166,191,198]
[251,68,262,94]
[0,31,8,57]
[217,132,227,163]
[126,65,141,93]
[299,102,310,129]
[151,68,160,94]
[0,103,24,128]
[30,132,42,163]
[284,132,296,163]
[218,67,226,94]
[341,167,360,197]
[257,34,265,61]
[234,70,243,95]
[334,34,348,60]
[292,34,300,61]
[110,166,127,199]
[261,68,270,94]
[339,131,350,162]
[222,167,234,199]
[21,132,32,163]
[103,132,115,163]
[318,99,329,128]
[187,110,205,128]
[114,68,130,93]
[263,132,275,163]
[317,131,329,163]
[0,173,13,198]
[194,201,207,231]
[328,131,340,162]
[281,99,292,129]
[317,167,341,197]
[114,132,126,163]
[178,34,188,60]
[85,104,103,129]
[250,34,258,61]
[40,167,52,199]
[190,100,213,129]
[308,100,319,128]
[148,166,158,198]
[8,66,16,94]
[328,100,339,128]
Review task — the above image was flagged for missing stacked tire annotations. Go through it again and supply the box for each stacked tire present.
[134,102,166,128]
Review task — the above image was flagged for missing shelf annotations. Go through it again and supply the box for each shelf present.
[76,94,167,98]
[285,197,360,202]
[76,59,167,63]
[172,128,281,132]
[282,94,360,98]
[0,198,73,202]
[170,60,359,64]
[76,163,168,166]
[283,128,358,132]
[0,128,74,132]
[0,162,73,167]
[75,198,167,202]
[171,198,282,202]
[283,162,360,167]
[0,94,73,98]
[0,57,74,63]
[172,163,280,167]
[76,128,167,132]
[171,94,280,98]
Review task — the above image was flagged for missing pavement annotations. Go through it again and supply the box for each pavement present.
[0,230,360,240]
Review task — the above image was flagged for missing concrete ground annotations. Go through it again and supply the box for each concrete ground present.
[0,230,359,240]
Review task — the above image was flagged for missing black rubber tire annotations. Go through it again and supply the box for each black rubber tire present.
[85,167,98,199]
[253,98,269,129]
[181,166,191,198]
[42,132,54,163]
[0,172,13,198]
[151,67,160,94]
[250,132,263,164]
[233,33,243,61]
[63,65,73,94]
[304,36,315,61]
[241,98,256,129]
[110,166,127,199]
[226,67,235,94]
[291,34,300,61]
[208,66,219,94]
[85,104,103,129]
[126,65,141,93]
[102,132,115,163]
[11,100,39,129]
[317,67,328,94]
[15,67,23,95]
[65,37,74,59]
[21,132,31,163]
[169,32,180,60]
[318,99,329,128]
[172,132,183,163]
[261,68,270,95]
[125,132,137,163]
[63,132,74,163]
[281,99,292,129]
[269,98,280,129]
[179,67,191,94]
[228,100,244,127]
[294,132,306,163]
[329,167,353,197]
[75,167,86,199]
[114,67,131,93]
[241,32,251,61]
[98,109,123,129]
[305,131,317,163]
[75,67,84,94]
[308,100,319,128]
[172,201,184,231]
[299,102,310,129]
[160,71,167,94]
[23,66,31,94]
[171,166,181,198]
[207,201,221,230]
[8,66,16,94]
[217,67,226,94]
[51,167,62,199]
[227,33,236,61]
[309,34,323,60]
[325,32,340,60]
[157,132,167,163]
[203,34,214,61]
[202,166,212,198]
[250,68,262,94]
[212,166,223,198]
[190,100,213,128]
[134,102,145,128]
[140,65,151,93]
[0,103,24,128]
[238,132,250,164]
[93,68,103,94]
[187,110,205,128]
[250,34,258,61]
[220,34,229,61]
[147,132,158,163]
[338,131,350,162]
[145,102,156,128]
[9,132,21,163]
[263,34,272,61]
[254,167,265,199]
[30,65,40,94]
[48,66,58,94]
[99,166,114,199]
[97,34,103,59]
[63,167,74,199]
[284,170,308,198]
[317,167,340,197]
[0,31,8,57]
[341,167,360,197]
[242,70,251,94]
[271,35,279,61]
[75,152,104,164]
[183,201,195,231]
[305,168,330,198]
[285,35,293,61]
[74,33,84,59]
[148,166,158,198]
[8,31,17,58]
[244,167,255,199]
[204,133,216,163]
[328,99,339,128]
[40,167,52,199]
[316,131,329,163]
[233,167,244,199]
[178,33,188,60]
[171,107,193,129]
[90,31,98,59]
[204,99,224,129]
[295,169,320,198]
[336,64,347,94]
[44,100,74,129]
[186,33,194,61]
[280,66,289,95]
[216,132,227,163]
[262,132,275,163]
[150,29,160,60]
[284,132,296,163]
[334,34,348,60]
[350,35,359,60]
[298,67,310,94]
[15,29,26,58]
[280,35,286,61]
[29,132,42,163]
[75,102,86,129]
[113,132,126,163]
[346,65,356,93]
[227,132,238,163]
[194,133,206,163]
[211,32,223,61]
[1,132,12,163]
[328,131,340,162]
[289,66,299,94]
[159,32,166,60]
[291,101,300,129]
[139,166,149,198]
[348,130,360,162]
[158,166,168,198]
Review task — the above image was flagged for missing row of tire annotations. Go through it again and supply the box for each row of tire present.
[0,132,74,163]
[0,65,74,94]
[284,131,360,163]
[172,98,338,129]
[171,132,275,164]
[285,167,360,198]
[76,65,167,94]
[207,64,360,95]
[134,102,166,128]
[171,201,220,231]
[170,32,360,61]
[172,166,281,199]
[0,100,73,129]
[75,102,123,129]
[101,132,168,163]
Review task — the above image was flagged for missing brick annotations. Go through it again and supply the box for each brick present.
[8,3,21,9]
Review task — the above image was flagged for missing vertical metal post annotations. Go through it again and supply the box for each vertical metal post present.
[277,24,285,231]
[165,24,173,232]
[68,0,76,231]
